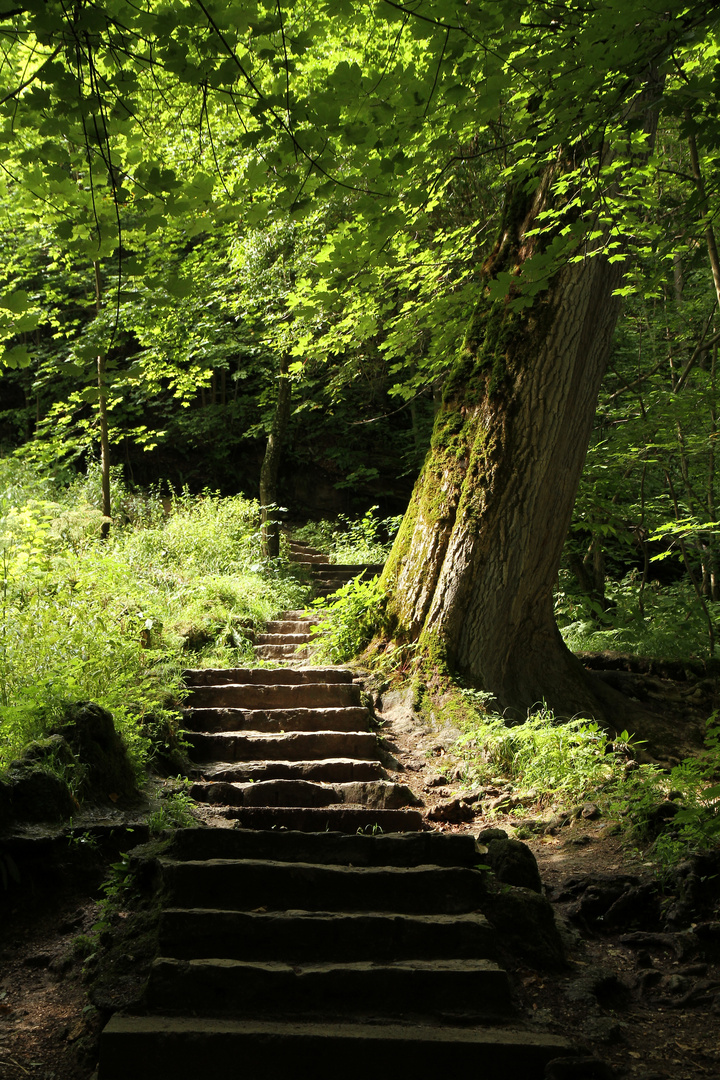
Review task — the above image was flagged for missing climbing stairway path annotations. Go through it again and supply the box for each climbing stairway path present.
[97,540,572,1077]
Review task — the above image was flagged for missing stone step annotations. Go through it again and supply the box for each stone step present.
[145,957,513,1019]
[183,666,352,686]
[219,806,425,831]
[311,565,383,577]
[199,759,387,783]
[181,706,371,733]
[189,778,421,810]
[159,859,486,914]
[289,552,329,564]
[159,908,498,962]
[165,827,480,867]
[263,620,319,634]
[99,1016,571,1078]
[255,643,309,659]
[186,730,378,763]
[255,633,312,645]
[186,682,362,709]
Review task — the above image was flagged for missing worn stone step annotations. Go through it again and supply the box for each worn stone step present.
[160,859,485,914]
[219,806,425,831]
[311,570,359,582]
[165,827,480,867]
[181,706,371,733]
[187,730,378,763]
[312,566,383,578]
[145,957,513,1019]
[189,778,420,810]
[289,552,329,564]
[187,682,362,709]
[199,759,387,783]
[263,620,319,634]
[159,908,498,962]
[99,1016,571,1079]
[255,643,309,659]
[256,633,312,645]
[183,666,352,686]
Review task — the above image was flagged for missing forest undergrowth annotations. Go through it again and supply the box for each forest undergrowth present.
[307,543,720,873]
[0,459,309,794]
[2,463,719,871]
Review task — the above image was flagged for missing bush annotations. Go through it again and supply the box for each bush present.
[310,574,387,663]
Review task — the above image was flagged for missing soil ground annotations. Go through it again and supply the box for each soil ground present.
[0,663,719,1080]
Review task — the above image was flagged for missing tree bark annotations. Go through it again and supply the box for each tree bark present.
[94,260,111,540]
[382,174,662,731]
[260,355,291,558]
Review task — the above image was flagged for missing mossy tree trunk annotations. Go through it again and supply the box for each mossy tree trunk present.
[382,176,645,727]
[260,355,291,558]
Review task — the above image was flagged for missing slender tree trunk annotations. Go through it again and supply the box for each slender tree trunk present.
[94,261,111,540]
[260,355,291,558]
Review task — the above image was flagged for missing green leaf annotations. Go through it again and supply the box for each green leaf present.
[0,290,29,314]
[0,344,31,368]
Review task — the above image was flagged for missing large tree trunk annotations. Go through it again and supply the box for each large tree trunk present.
[382,178,651,729]
[260,355,291,558]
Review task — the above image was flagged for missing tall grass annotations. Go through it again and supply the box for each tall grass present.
[453,690,720,869]
[0,460,310,776]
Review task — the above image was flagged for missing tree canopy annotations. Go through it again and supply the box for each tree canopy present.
[2,1,720,727]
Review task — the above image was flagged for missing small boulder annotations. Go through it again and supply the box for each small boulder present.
[481,884,565,968]
[54,702,137,803]
[0,767,75,824]
[485,837,543,893]
[426,796,476,823]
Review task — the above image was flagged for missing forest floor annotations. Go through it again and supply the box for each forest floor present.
[0,661,719,1080]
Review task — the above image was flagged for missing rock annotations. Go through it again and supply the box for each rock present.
[482,885,565,968]
[543,811,570,834]
[425,796,476,823]
[0,766,76,825]
[54,701,137,802]
[476,827,509,844]
[581,802,601,819]
[426,773,449,787]
[10,733,76,770]
[487,793,520,812]
[485,838,543,893]
[544,1056,615,1080]
[49,952,74,977]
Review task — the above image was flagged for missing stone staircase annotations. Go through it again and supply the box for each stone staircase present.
[99,828,569,1076]
[180,619,423,829]
[288,539,383,599]
[96,592,572,1076]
